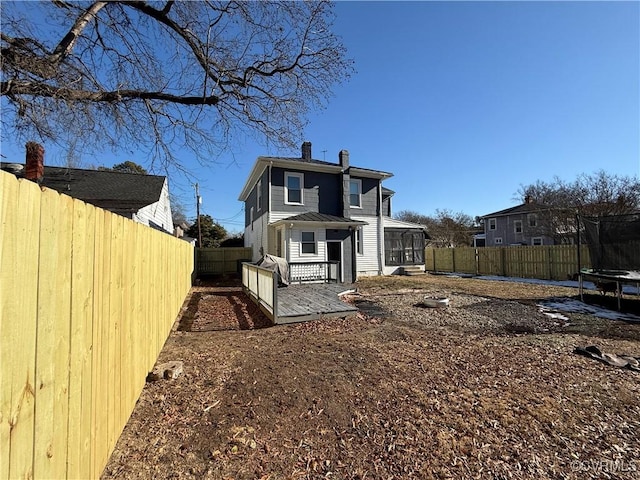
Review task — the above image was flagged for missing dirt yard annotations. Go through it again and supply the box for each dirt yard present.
[102,274,640,480]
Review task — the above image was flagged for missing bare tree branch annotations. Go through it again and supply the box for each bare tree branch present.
[2,81,219,105]
[1,1,353,172]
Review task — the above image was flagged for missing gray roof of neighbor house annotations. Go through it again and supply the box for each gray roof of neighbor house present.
[1,163,166,216]
[481,201,551,218]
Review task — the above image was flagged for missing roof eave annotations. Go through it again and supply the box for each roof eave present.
[349,167,393,179]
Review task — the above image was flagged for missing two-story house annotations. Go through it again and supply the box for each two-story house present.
[480,196,554,246]
[238,142,426,282]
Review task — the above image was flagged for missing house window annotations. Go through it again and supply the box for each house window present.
[488,218,497,230]
[514,220,523,234]
[355,227,363,254]
[257,179,262,211]
[285,172,303,204]
[528,214,537,227]
[532,237,543,246]
[494,237,503,245]
[349,179,362,208]
[301,231,316,254]
[250,207,254,231]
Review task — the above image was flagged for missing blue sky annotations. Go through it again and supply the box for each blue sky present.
[2,1,639,234]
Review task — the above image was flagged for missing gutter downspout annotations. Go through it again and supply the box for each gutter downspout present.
[268,162,272,256]
[378,180,384,275]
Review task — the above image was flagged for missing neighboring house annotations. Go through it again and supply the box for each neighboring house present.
[1,161,174,234]
[480,196,554,246]
[238,142,426,282]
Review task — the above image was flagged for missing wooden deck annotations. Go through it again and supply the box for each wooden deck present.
[275,283,358,323]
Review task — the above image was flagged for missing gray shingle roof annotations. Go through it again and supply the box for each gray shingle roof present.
[481,201,551,218]
[257,155,338,167]
[2,163,166,214]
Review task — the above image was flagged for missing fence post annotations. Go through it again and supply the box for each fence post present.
[475,248,479,275]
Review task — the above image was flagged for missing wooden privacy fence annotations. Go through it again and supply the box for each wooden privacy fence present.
[1,171,194,480]
[425,245,592,280]
[196,247,252,275]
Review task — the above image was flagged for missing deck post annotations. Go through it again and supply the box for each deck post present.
[272,270,278,323]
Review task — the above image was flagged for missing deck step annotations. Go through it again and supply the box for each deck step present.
[403,266,424,276]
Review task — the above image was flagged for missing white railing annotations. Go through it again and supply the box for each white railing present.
[289,261,339,284]
[242,262,278,321]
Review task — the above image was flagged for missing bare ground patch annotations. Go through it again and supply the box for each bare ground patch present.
[102,274,640,480]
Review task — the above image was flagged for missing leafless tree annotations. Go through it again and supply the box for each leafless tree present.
[515,170,640,243]
[396,209,477,247]
[1,1,352,172]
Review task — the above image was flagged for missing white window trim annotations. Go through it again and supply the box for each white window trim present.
[300,231,317,255]
[257,179,262,211]
[532,237,543,246]
[356,226,363,255]
[514,220,523,234]
[528,214,537,227]
[350,178,362,208]
[494,237,503,245]
[250,207,254,231]
[488,218,497,230]
[285,172,304,205]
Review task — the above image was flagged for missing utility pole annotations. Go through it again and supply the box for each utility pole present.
[195,183,202,247]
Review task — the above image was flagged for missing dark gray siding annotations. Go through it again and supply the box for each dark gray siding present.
[244,169,269,227]
[271,167,341,215]
[382,194,391,217]
[352,177,379,216]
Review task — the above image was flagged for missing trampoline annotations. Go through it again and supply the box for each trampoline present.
[578,213,640,310]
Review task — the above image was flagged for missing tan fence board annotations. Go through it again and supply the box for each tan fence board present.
[1,173,19,480]
[67,199,95,479]
[33,188,72,479]
[91,207,106,477]
[196,247,253,275]
[1,170,194,479]
[453,247,477,274]
[1,177,39,479]
[426,244,593,280]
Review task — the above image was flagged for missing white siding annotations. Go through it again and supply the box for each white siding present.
[269,211,295,223]
[288,227,326,262]
[351,214,380,276]
[383,217,426,230]
[134,179,174,233]
[244,211,269,261]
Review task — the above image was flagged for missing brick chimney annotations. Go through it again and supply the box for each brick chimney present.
[25,141,44,184]
[340,150,350,218]
[339,149,349,169]
[524,195,533,204]
[301,141,312,161]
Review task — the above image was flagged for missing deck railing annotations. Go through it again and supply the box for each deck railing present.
[289,261,339,284]
[242,262,278,322]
